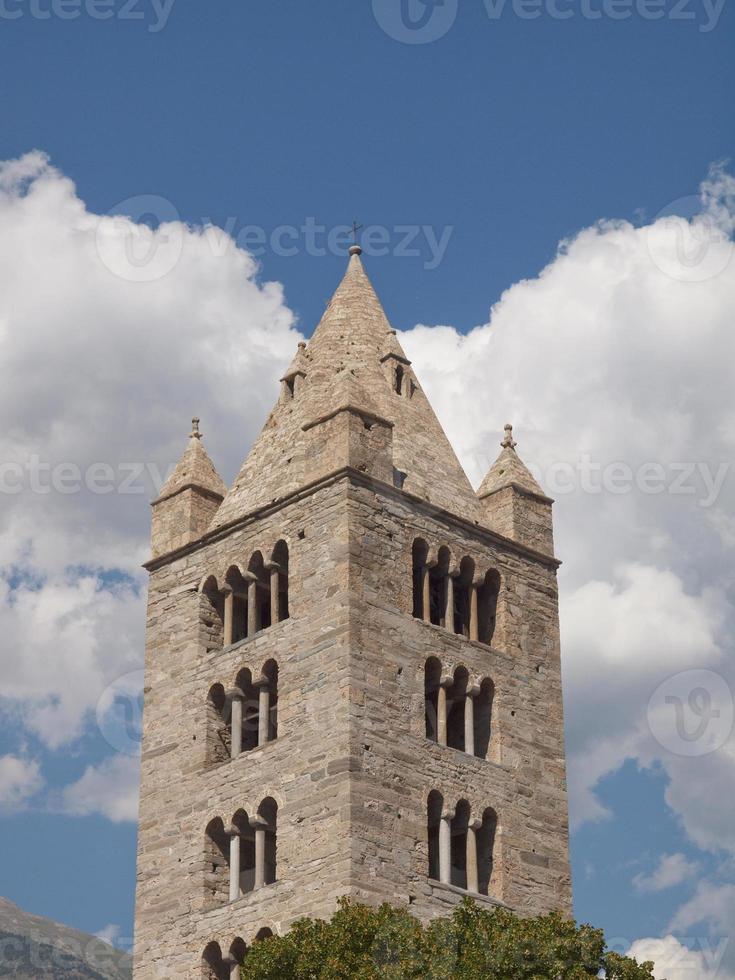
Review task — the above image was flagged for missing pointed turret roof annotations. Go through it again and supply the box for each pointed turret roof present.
[211,250,482,527]
[155,418,227,502]
[477,424,546,499]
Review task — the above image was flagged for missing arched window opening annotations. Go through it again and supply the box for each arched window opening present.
[201,576,225,652]
[224,566,248,646]
[228,939,247,980]
[271,540,290,623]
[447,667,469,752]
[206,684,229,765]
[258,797,278,886]
[201,941,228,980]
[248,552,271,634]
[255,928,274,942]
[412,539,429,620]
[394,364,404,395]
[259,659,279,744]
[231,809,255,898]
[451,800,471,890]
[477,808,498,897]
[204,818,230,909]
[234,669,258,753]
[474,679,495,760]
[429,547,451,627]
[427,790,443,881]
[454,557,474,637]
[424,657,442,742]
[478,570,501,647]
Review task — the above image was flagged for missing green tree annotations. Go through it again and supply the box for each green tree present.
[241,897,655,980]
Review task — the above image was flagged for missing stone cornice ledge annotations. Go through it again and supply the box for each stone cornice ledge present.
[144,466,561,572]
[429,879,509,910]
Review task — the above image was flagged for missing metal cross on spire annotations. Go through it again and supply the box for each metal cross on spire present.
[348,220,364,256]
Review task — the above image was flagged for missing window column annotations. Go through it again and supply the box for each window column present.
[466,818,482,893]
[444,572,456,633]
[464,683,480,757]
[437,676,451,747]
[222,586,234,646]
[469,582,480,642]
[229,688,244,759]
[439,808,454,885]
[245,573,258,637]
[266,561,281,624]
[250,815,268,890]
[255,675,271,747]
[227,826,241,902]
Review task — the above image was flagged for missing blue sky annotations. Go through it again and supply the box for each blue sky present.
[0,1,734,973]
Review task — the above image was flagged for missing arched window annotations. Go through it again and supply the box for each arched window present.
[453,557,475,637]
[234,669,258,753]
[477,807,498,897]
[255,928,274,942]
[478,570,501,647]
[271,540,290,623]
[412,539,429,620]
[430,547,451,627]
[206,684,229,765]
[224,566,248,646]
[447,667,469,751]
[201,941,228,980]
[201,576,225,652]
[229,939,247,979]
[451,800,470,890]
[424,657,442,742]
[259,659,279,744]
[248,552,271,633]
[258,797,278,886]
[203,818,230,909]
[427,790,444,881]
[474,678,495,761]
[231,809,255,898]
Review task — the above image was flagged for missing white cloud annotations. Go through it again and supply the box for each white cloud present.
[633,853,699,893]
[403,163,735,856]
[627,935,733,980]
[61,754,140,823]
[0,754,43,813]
[0,151,301,754]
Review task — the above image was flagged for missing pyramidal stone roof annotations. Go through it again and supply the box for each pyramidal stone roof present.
[477,424,547,499]
[156,419,227,502]
[211,250,484,527]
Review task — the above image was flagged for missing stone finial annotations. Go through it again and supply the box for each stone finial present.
[501,423,517,450]
[190,417,202,439]
[349,243,362,256]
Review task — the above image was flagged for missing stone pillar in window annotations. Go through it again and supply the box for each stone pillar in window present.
[255,675,271,747]
[246,573,258,638]
[464,683,480,757]
[469,582,480,642]
[227,827,241,902]
[250,815,268,890]
[266,561,281,624]
[466,818,482,893]
[437,676,451,747]
[439,809,454,885]
[229,688,244,759]
[222,587,234,647]
[445,572,456,633]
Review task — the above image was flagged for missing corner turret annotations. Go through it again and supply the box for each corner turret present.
[477,424,555,556]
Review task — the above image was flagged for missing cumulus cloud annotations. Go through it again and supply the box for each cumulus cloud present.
[0,151,301,756]
[61,754,140,823]
[0,754,43,813]
[403,163,735,859]
[633,853,700,893]
[627,935,733,980]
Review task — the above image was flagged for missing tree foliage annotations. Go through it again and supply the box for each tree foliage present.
[241,897,655,980]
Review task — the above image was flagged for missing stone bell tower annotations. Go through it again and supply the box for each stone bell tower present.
[132,247,572,979]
